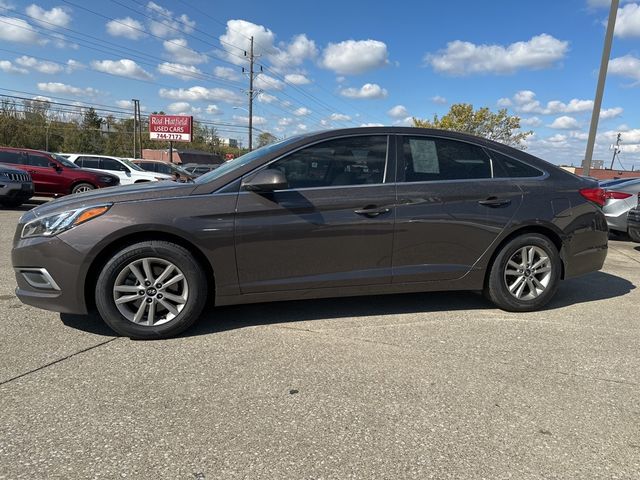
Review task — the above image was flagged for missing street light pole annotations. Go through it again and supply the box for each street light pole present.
[582,0,619,176]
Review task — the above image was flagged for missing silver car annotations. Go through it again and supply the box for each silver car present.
[602,178,640,234]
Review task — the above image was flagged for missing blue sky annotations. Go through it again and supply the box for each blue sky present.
[0,0,639,167]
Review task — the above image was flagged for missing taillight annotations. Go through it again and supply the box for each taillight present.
[605,190,633,200]
[579,187,606,207]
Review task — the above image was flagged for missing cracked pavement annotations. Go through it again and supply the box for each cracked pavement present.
[1,202,639,479]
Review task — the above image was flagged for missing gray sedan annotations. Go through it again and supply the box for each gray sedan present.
[602,178,640,234]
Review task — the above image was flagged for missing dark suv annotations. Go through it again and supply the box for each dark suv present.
[0,164,33,207]
[12,127,608,339]
[0,147,119,196]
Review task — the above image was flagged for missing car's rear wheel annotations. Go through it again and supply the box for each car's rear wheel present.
[95,241,208,339]
[71,182,95,194]
[485,233,561,312]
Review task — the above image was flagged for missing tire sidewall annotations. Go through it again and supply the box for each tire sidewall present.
[95,241,207,339]
[71,183,95,194]
[488,234,561,312]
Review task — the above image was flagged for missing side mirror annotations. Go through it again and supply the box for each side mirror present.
[49,162,61,171]
[242,169,288,192]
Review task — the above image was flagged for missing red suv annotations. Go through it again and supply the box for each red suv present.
[0,147,119,196]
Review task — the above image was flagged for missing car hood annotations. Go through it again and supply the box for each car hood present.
[27,181,198,218]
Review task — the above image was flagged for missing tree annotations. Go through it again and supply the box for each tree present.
[257,132,277,148]
[413,103,532,149]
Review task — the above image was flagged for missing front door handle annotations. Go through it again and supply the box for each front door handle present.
[354,205,391,217]
[478,197,511,208]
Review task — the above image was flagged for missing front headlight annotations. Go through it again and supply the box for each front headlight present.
[21,205,111,239]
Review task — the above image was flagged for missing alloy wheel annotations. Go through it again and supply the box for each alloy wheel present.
[503,246,553,300]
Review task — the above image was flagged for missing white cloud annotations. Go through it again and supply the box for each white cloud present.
[284,73,311,85]
[520,116,542,127]
[232,114,267,126]
[0,60,28,74]
[387,105,409,118]
[278,117,293,126]
[91,59,153,80]
[340,83,388,99]
[329,113,351,121]
[296,123,308,131]
[15,55,62,74]
[65,59,83,72]
[615,3,640,37]
[167,101,191,113]
[37,82,99,97]
[219,20,317,69]
[0,16,41,44]
[163,38,207,65]
[258,93,277,103]
[393,116,413,127]
[106,17,145,40]
[549,116,580,129]
[426,34,569,75]
[360,122,385,127]
[115,100,132,109]
[206,104,222,115]
[146,1,195,38]
[25,4,70,29]
[158,85,243,104]
[321,39,388,75]
[609,54,640,82]
[600,107,623,119]
[431,95,447,104]
[547,133,568,143]
[157,62,202,80]
[254,74,285,90]
[500,90,594,114]
[570,131,589,140]
[293,107,311,116]
[214,66,239,81]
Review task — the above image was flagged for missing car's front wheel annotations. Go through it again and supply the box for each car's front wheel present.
[71,182,95,194]
[95,241,208,339]
[485,233,561,312]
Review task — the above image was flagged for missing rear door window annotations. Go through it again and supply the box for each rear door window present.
[102,158,124,171]
[488,150,544,178]
[0,151,25,165]
[78,156,100,169]
[401,137,492,182]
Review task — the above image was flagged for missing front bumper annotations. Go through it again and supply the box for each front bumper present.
[12,235,89,314]
[0,180,34,202]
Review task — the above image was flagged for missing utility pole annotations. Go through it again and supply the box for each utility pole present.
[582,0,619,176]
[136,103,143,159]
[609,132,622,170]
[242,37,262,152]
[132,99,140,158]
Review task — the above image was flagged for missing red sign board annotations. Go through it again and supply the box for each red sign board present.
[149,114,193,142]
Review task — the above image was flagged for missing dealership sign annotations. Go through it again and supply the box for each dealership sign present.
[149,114,193,142]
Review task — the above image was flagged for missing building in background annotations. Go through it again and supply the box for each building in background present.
[219,138,239,148]
[142,148,222,165]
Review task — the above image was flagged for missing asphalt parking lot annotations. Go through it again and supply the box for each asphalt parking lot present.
[1,201,639,479]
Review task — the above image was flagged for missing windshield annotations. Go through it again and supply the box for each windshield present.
[195,136,305,184]
[119,158,145,171]
[52,153,78,168]
[173,165,190,175]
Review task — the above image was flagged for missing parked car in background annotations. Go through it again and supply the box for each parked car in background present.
[0,147,119,196]
[0,164,33,207]
[130,159,193,181]
[599,177,640,188]
[12,127,608,339]
[64,154,171,185]
[627,203,640,243]
[601,178,640,236]
[182,163,220,177]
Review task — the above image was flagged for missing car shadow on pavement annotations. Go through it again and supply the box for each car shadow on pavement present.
[59,271,635,339]
[1,198,49,212]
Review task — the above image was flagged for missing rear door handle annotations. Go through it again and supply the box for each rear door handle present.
[354,205,391,217]
[478,197,511,208]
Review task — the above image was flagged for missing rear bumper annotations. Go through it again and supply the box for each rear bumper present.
[561,209,608,279]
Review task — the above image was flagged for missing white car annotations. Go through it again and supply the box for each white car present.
[64,154,172,185]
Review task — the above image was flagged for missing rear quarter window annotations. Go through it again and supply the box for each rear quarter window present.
[489,150,544,178]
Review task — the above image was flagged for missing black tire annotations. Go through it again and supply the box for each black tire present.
[629,228,640,243]
[484,233,561,312]
[95,241,208,339]
[71,182,95,194]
